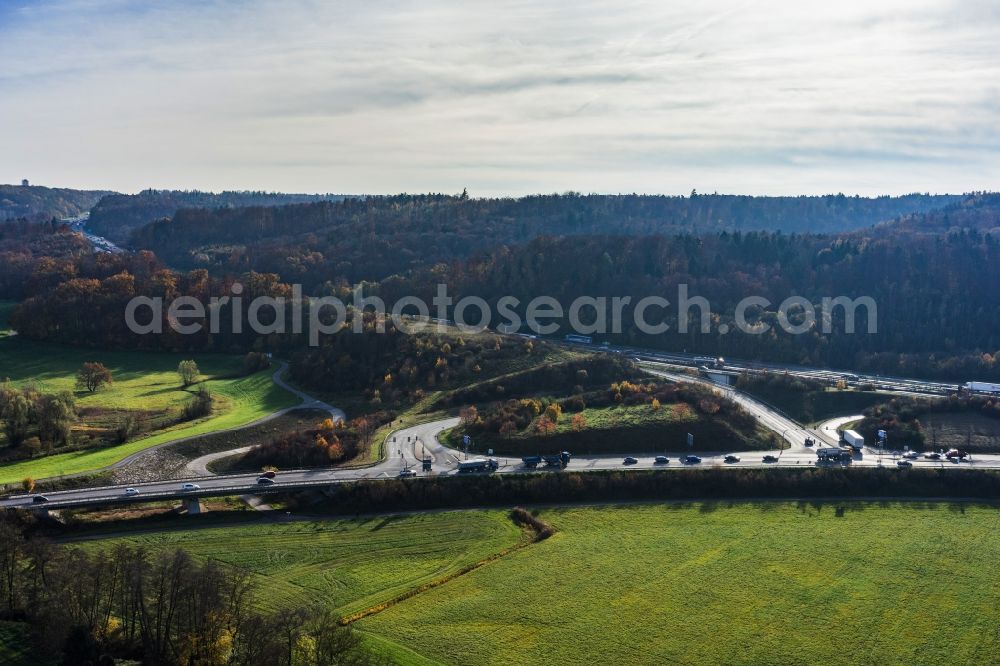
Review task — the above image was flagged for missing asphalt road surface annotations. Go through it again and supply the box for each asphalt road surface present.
[5,403,1000,511]
[1,343,993,511]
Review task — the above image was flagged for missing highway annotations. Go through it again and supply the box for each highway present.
[558,338,962,396]
[5,380,1000,511]
[0,332,993,512]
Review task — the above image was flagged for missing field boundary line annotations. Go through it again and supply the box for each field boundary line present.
[339,509,554,625]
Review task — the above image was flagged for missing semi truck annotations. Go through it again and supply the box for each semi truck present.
[817,447,852,463]
[962,381,1000,395]
[521,455,543,468]
[457,458,499,473]
[543,451,572,467]
[521,452,571,468]
[841,430,865,451]
[694,356,726,369]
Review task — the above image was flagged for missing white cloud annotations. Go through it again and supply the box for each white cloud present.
[0,0,998,195]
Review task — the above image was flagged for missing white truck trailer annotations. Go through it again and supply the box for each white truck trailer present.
[841,430,865,451]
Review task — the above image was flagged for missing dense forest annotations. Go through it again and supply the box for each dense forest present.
[385,225,1000,375]
[0,183,111,222]
[0,220,91,299]
[88,189,351,243]
[874,192,1000,236]
[7,191,1000,381]
[129,192,957,288]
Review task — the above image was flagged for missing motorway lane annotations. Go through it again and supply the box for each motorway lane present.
[588,343,960,396]
[5,374,1000,511]
[641,365,833,451]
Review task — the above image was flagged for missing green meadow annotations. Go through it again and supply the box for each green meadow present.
[361,503,1000,665]
[0,334,296,482]
[75,511,524,617]
[73,502,1000,666]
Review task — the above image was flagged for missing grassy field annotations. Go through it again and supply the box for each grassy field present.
[0,335,296,483]
[0,621,39,666]
[446,401,777,455]
[75,511,524,617]
[360,503,1000,665]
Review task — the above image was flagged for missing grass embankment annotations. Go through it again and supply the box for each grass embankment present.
[0,337,296,483]
[174,408,329,462]
[920,412,1000,452]
[445,401,777,455]
[360,503,1000,665]
[737,381,887,425]
[76,511,524,618]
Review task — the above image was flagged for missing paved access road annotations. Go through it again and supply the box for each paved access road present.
[4,365,999,511]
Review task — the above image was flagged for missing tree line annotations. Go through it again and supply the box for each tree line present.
[0,382,75,454]
[129,192,956,292]
[296,466,1000,516]
[0,518,381,665]
[88,189,348,244]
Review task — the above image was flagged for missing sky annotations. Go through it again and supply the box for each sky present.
[1,0,999,196]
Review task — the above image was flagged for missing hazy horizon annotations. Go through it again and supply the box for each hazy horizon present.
[3,0,999,196]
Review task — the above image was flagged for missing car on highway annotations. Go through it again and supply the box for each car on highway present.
[398,469,417,478]
[924,452,941,460]
[256,477,275,485]
[654,456,669,464]
[896,460,913,468]
[124,487,139,496]
[180,483,201,491]
[623,457,638,465]
[762,455,779,463]
[682,455,702,465]
[945,449,969,460]
[724,455,741,463]
[31,495,49,503]
[260,470,277,479]
[902,451,920,459]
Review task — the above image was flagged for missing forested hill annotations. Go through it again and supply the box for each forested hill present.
[873,192,1000,236]
[388,228,1000,378]
[0,184,112,222]
[88,189,352,243]
[129,192,959,286]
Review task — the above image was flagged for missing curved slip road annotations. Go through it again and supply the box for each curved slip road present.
[181,364,344,476]
[4,371,999,511]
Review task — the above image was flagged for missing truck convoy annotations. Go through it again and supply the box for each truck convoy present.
[841,430,865,451]
[522,451,572,469]
[457,458,499,473]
